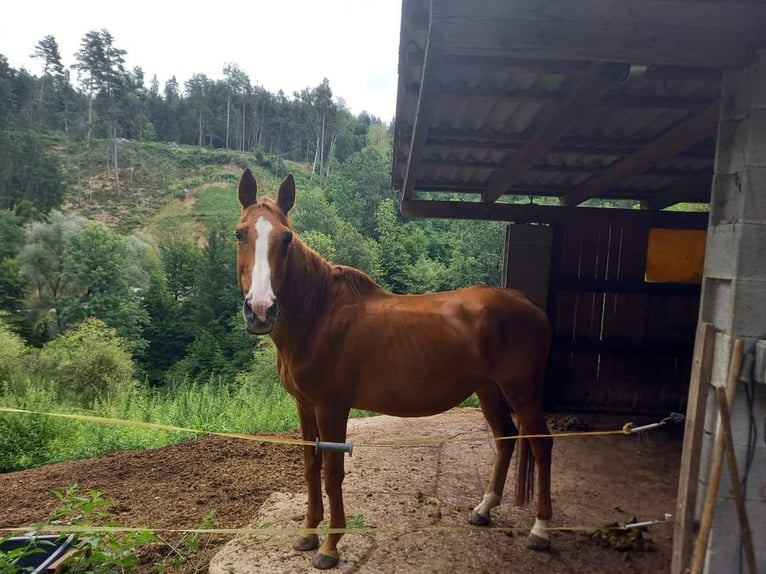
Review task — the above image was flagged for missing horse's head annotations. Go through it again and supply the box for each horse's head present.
[235,169,295,334]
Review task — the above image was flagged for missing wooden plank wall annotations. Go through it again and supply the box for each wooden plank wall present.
[545,219,701,413]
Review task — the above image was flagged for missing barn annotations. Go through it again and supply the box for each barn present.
[391,1,766,572]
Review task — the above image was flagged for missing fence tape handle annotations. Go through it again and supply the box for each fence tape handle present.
[315,438,354,456]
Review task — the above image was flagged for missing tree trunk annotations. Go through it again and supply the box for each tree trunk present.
[242,98,246,151]
[319,111,326,180]
[226,94,231,149]
[111,124,121,194]
[198,110,203,147]
[86,91,93,148]
[325,132,338,181]
[310,133,320,180]
[37,75,47,128]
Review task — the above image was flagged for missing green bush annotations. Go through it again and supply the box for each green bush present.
[0,317,26,394]
[35,318,136,408]
[0,381,62,472]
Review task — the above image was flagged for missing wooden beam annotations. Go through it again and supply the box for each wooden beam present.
[436,0,766,32]
[396,126,717,159]
[671,322,716,574]
[421,156,711,179]
[399,199,709,229]
[408,186,651,201]
[401,17,443,201]
[402,182,653,201]
[641,174,713,210]
[404,83,718,111]
[561,102,720,206]
[404,53,722,83]
[431,1,766,68]
[689,340,744,574]
[482,63,617,203]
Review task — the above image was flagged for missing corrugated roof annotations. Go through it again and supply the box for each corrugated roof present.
[392,0,766,216]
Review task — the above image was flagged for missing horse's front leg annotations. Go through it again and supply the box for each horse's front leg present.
[293,400,323,553]
[313,405,350,570]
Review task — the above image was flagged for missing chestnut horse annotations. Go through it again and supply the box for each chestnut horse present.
[234,169,553,569]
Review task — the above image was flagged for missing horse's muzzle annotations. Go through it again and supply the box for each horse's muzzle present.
[243,298,278,334]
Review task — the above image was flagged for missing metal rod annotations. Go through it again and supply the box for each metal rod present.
[315,439,354,456]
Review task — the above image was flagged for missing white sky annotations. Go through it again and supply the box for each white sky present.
[1,0,402,121]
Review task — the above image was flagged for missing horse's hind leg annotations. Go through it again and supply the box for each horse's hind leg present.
[513,403,553,551]
[469,383,519,526]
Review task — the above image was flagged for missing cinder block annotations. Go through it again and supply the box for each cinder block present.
[701,279,734,332]
[709,173,741,226]
[720,67,754,123]
[740,167,766,224]
[714,119,748,176]
[734,223,766,282]
[750,50,766,108]
[705,493,766,573]
[718,441,766,503]
[703,224,738,280]
[727,384,766,446]
[731,278,766,336]
[703,223,766,282]
[710,168,766,226]
[744,109,766,168]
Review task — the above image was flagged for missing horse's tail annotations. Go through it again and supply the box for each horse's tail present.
[514,431,535,506]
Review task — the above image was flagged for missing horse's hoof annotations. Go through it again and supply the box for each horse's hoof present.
[468,511,490,526]
[526,533,550,551]
[292,535,319,551]
[312,552,340,569]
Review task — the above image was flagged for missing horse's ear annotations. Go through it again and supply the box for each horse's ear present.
[277,173,296,214]
[238,168,257,208]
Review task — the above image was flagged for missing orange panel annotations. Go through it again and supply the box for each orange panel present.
[645,228,707,284]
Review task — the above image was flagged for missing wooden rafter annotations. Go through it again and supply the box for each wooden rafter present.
[421,156,711,179]
[402,83,718,111]
[640,174,712,210]
[400,199,709,229]
[482,63,618,203]
[561,102,720,206]
[404,53,722,83]
[403,182,655,201]
[395,128,717,159]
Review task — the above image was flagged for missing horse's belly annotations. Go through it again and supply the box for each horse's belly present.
[352,352,487,417]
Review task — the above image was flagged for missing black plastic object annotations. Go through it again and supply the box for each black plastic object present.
[0,533,75,573]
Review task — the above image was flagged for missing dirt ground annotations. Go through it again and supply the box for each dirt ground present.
[0,409,682,573]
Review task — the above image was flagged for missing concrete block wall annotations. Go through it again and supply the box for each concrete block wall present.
[697,50,766,574]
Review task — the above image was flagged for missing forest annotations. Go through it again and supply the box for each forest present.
[0,30,504,472]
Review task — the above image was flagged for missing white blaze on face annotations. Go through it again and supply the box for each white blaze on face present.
[247,216,276,309]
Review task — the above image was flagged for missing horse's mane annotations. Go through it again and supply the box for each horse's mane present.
[281,235,383,325]
[332,265,384,298]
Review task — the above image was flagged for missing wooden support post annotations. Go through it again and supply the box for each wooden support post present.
[714,385,758,574]
[671,322,716,574]
[689,339,743,574]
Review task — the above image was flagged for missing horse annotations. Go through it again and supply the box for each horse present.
[234,169,553,570]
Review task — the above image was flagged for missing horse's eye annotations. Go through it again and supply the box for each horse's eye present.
[283,231,293,246]
[234,229,244,243]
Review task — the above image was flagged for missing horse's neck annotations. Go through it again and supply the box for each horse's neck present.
[271,239,332,347]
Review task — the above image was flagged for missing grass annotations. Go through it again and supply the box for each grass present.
[0,343,299,472]
[0,339,381,472]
